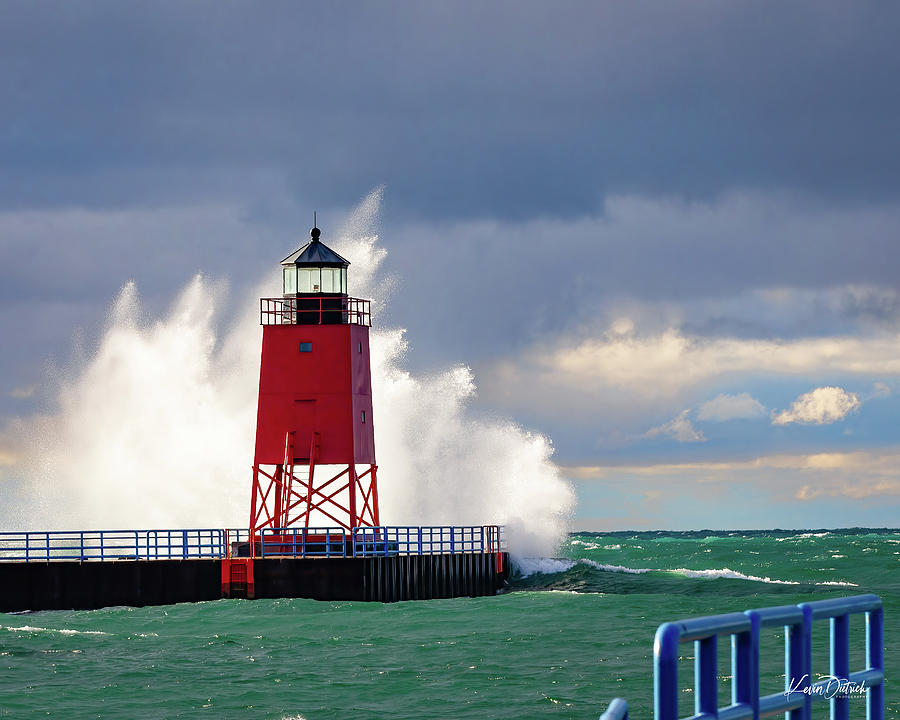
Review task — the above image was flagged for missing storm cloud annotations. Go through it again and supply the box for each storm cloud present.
[2,2,900,529]
[3,2,900,218]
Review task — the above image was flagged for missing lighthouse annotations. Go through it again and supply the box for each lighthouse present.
[0,223,509,610]
[249,225,380,538]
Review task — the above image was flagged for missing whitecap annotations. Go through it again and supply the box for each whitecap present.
[513,557,577,577]
[579,559,652,574]
[776,532,830,542]
[674,568,801,584]
[3,625,109,636]
[578,560,823,586]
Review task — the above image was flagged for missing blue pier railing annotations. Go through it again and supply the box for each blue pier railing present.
[652,594,884,720]
[351,525,503,557]
[0,525,505,561]
[0,529,226,561]
[259,527,347,558]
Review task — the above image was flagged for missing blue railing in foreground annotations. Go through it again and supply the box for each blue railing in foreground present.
[654,593,884,720]
[599,698,629,720]
[0,529,225,561]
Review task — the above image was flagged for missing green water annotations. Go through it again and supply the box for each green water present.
[1,529,896,718]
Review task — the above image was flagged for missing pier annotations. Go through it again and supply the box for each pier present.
[0,525,509,612]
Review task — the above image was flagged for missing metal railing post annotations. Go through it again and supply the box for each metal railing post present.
[599,698,629,720]
[654,623,681,720]
[732,617,756,720]
[831,613,850,720]
[790,607,812,720]
[695,634,718,718]
[868,606,884,720]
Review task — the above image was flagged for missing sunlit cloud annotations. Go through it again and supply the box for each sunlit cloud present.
[796,480,900,500]
[772,386,861,426]
[542,330,900,398]
[564,448,900,529]
[8,386,36,399]
[868,382,892,400]
[563,448,900,480]
[643,409,706,443]
[697,392,766,421]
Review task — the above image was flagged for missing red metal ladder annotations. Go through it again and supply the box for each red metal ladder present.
[221,557,255,599]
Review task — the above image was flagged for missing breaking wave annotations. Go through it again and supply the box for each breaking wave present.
[513,557,858,588]
[0,189,575,558]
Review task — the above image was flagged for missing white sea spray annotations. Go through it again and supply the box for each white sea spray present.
[1,189,575,559]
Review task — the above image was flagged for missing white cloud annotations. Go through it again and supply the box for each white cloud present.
[644,409,706,443]
[869,382,892,399]
[697,392,766,421]
[795,481,900,500]
[547,331,900,397]
[485,326,900,416]
[564,449,900,478]
[563,449,900,500]
[562,448,900,530]
[772,386,861,426]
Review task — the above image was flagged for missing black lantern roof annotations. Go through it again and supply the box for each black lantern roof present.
[281,227,350,268]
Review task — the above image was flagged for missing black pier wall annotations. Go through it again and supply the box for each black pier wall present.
[0,559,222,612]
[0,553,510,612]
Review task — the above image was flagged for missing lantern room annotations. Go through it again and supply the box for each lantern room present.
[281,227,349,297]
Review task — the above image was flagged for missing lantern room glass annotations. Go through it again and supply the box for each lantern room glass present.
[283,267,296,294]
[284,266,347,294]
[298,268,314,293]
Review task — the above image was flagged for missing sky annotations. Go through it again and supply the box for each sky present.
[1,1,899,531]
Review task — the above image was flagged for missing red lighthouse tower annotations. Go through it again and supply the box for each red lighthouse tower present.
[249,226,379,538]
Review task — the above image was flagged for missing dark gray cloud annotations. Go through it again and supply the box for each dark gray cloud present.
[3,1,900,475]
[379,197,900,373]
[2,2,900,219]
